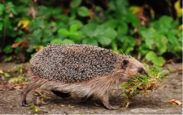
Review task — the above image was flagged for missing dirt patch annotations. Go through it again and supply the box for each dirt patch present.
[0,62,182,114]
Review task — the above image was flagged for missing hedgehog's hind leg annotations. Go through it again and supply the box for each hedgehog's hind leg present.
[21,77,46,106]
[51,90,71,98]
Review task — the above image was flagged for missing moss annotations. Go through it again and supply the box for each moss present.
[121,64,167,106]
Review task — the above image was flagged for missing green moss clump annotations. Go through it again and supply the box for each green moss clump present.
[121,64,167,108]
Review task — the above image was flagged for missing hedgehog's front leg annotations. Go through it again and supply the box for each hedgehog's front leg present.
[100,91,120,110]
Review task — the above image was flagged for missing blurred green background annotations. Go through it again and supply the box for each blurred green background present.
[0,0,182,66]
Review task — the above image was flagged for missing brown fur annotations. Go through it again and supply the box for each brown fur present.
[21,58,147,109]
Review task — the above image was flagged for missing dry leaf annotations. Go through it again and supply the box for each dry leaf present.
[14,84,26,89]
[11,42,21,48]
[27,5,37,19]
[0,70,4,74]
[163,85,169,88]
[169,99,182,105]
[174,0,183,16]
[12,40,29,50]
[178,66,182,71]
[9,12,14,18]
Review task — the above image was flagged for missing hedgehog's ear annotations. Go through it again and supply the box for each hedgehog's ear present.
[121,60,129,69]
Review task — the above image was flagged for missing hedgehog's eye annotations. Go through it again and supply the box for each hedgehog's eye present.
[138,69,143,74]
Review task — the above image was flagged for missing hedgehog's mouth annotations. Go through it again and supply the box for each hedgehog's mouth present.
[136,87,143,91]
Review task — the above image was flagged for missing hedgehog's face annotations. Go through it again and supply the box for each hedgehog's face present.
[119,58,148,81]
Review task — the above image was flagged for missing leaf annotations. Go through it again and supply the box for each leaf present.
[140,27,156,38]
[4,73,10,77]
[179,32,183,43]
[154,35,168,55]
[152,57,165,67]
[167,34,178,46]
[37,6,51,19]
[103,20,119,28]
[145,51,157,61]
[0,70,4,74]
[70,23,81,33]
[96,36,111,46]
[117,23,128,35]
[81,23,97,37]
[7,2,17,15]
[18,18,30,29]
[159,16,173,27]
[174,0,183,17]
[62,39,75,44]
[77,6,89,17]
[0,4,5,15]
[82,39,98,46]
[70,0,82,8]
[29,18,45,31]
[27,5,37,19]
[42,29,54,43]
[130,6,140,14]
[169,99,182,105]
[46,22,57,33]
[58,28,69,37]
[33,29,42,39]
[50,39,62,44]
[168,29,178,36]
[69,32,81,39]
[0,21,3,31]
[94,25,117,39]
[3,45,13,54]
[5,56,12,61]
[93,26,117,46]
[68,20,83,27]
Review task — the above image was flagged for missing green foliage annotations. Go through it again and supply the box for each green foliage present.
[77,6,89,17]
[145,51,165,66]
[0,0,182,65]
[4,73,10,77]
[3,45,13,54]
[5,56,12,62]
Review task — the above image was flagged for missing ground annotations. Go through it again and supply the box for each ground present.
[0,62,182,114]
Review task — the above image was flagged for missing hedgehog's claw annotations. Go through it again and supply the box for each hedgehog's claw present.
[21,101,31,107]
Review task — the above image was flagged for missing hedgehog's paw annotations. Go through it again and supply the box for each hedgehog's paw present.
[21,101,31,107]
[109,105,120,110]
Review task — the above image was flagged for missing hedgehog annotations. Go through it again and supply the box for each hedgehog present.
[21,44,148,110]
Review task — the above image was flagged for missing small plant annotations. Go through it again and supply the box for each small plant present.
[121,64,167,108]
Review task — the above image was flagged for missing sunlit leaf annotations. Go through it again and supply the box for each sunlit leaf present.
[18,18,30,29]
[5,56,12,61]
[174,0,183,17]
[167,34,178,46]
[152,57,165,67]
[70,0,82,8]
[130,6,140,14]
[70,23,81,33]
[81,23,97,37]
[58,28,69,37]
[62,39,75,44]
[4,73,10,77]
[77,6,89,17]
[145,51,157,61]
[50,39,62,44]
[82,39,98,46]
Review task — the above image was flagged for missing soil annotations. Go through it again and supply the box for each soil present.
[0,62,182,114]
